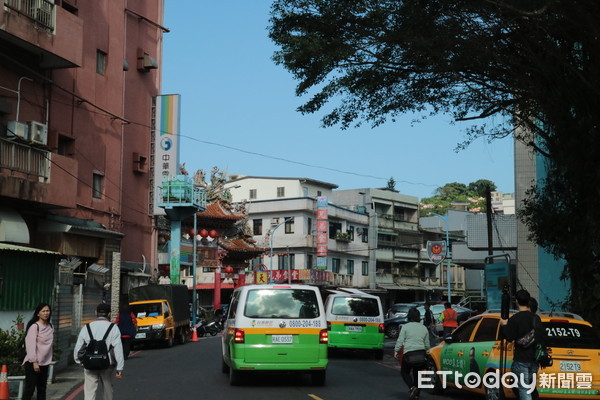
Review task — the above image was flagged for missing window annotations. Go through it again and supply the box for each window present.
[278,254,295,270]
[332,258,340,273]
[347,260,354,275]
[92,173,104,199]
[329,222,342,239]
[473,318,500,342]
[362,261,369,276]
[331,297,379,317]
[277,187,285,197]
[317,191,322,196]
[361,228,369,243]
[307,217,312,234]
[347,226,355,240]
[249,189,257,200]
[307,254,313,269]
[303,187,309,196]
[253,219,262,235]
[96,50,107,75]
[244,288,320,319]
[284,217,294,234]
[452,318,480,343]
[57,135,75,156]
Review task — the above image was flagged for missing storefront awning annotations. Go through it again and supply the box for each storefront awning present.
[0,243,60,254]
[0,208,29,244]
[377,283,426,291]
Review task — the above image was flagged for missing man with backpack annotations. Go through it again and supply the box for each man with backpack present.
[500,289,545,400]
[74,303,124,400]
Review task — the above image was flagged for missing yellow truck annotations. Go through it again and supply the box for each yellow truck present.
[129,284,190,347]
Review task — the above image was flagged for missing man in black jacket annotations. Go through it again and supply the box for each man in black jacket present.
[423,302,437,345]
[500,289,544,400]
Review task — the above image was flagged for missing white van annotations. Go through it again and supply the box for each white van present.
[324,289,385,359]
[221,284,328,386]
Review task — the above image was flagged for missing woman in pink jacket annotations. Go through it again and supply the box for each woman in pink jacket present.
[22,303,54,400]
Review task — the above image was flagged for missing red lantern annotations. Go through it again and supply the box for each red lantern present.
[224,266,234,274]
[199,229,209,238]
[189,228,195,236]
[208,229,218,238]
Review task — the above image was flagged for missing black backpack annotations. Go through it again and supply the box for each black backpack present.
[81,323,114,370]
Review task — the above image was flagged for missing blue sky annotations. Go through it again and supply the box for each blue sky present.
[162,1,514,200]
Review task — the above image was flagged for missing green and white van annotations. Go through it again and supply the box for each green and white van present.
[221,284,328,386]
[324,289,385,359]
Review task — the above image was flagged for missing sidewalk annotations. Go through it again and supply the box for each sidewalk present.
[47,363,84,400]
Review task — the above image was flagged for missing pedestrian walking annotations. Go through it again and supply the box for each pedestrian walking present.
[114,303,137,359]
[394,307,430,400]
[22,303,54,400]
[74,303,124,400]
[422,302,437,345]
[438,302,458,339]
[500,290,544,400]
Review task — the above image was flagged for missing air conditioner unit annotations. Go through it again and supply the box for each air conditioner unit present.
[7,121,28,140]
[28,121,48,145]
[271,218,280,225]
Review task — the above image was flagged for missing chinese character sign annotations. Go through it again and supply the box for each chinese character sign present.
[153,94,181,215]
[316,196,328,269]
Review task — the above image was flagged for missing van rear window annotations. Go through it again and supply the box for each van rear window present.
[331,297,379,317]
[542,322,600,349]
[244,289,320,319]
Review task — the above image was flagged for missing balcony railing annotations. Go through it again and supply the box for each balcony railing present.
[0,137,50,179]
[3,0,55,31]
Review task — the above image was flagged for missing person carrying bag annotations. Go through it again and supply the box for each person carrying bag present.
[394,307,430,400]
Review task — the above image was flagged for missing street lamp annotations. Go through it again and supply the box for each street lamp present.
[269,217,292,284]
[429,212,452,303]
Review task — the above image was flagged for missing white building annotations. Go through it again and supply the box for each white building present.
[226,176,370,288]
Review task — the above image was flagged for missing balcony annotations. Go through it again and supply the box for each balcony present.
[0,137,49,179]
[1,0,83,68]
[4,0,54,31]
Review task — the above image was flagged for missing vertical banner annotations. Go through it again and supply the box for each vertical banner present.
[485,262,510,311]
[153,94,181,215]
[316,196,328,270]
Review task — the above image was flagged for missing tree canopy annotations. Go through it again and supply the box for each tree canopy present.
[269,0,600,327]
[420,181,493,216]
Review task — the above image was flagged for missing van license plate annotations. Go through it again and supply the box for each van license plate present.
[560,361,581,372]
[135,333,146,339]
[272,335,293,344]
[347,326,362,332]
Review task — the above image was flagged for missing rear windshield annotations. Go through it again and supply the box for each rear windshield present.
[131,303,162,318]
[332,297,379,317]
[244,289,320,319]
[543,322,600,349]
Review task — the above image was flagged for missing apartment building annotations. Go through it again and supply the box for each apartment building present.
[0,0,165,363]
[226,177,370,288]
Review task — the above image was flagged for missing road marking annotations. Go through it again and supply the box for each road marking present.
[308,394,325,400]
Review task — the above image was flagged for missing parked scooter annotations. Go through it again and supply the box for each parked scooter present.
[196,319,220,336]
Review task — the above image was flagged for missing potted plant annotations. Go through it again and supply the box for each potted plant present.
[334,232,352,242]
[0,327,25,376]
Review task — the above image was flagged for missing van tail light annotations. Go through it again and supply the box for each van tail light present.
[327,321,331,331]
[234,328,245,343]
[378,323,385,333]
[319,329,329,344]
[550,319,569,323]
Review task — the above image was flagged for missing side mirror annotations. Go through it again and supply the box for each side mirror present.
[164,311,170,318]
[444,335,453,344]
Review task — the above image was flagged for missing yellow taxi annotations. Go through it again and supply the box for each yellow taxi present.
[425,312,600,399]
